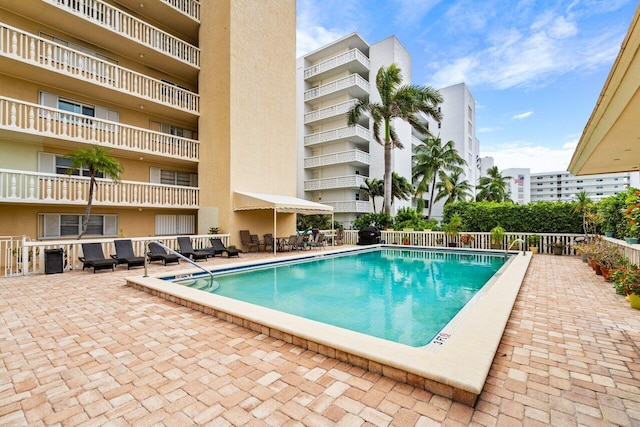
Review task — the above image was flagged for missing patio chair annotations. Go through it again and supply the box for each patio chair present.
[251,234,265,252]
[147,242,180,265]
[177,236,210,261]
[79,242,119,273]
[111,239,145,270]
[209,238,240,258]
[263,234,274,252]
[285,235,297,251]
[335,228,344,246]
[239,230,259,253]
[309,233,326,250]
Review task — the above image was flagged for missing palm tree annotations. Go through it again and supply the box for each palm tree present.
[571,190,595,238]
[476,166,511,202]
[434,169,472,205]
[360,177,384,213]
[348,63,442,214]
[65,145,123,239]
[412,136,466,218]
[391,172,414,205]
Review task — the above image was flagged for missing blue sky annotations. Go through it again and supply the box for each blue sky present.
[296,0,638,172]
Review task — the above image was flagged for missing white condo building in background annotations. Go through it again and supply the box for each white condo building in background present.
[296,33,479,227]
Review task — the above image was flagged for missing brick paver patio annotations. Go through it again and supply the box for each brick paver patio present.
[1,252,639,426]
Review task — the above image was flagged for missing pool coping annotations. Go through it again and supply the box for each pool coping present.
[125,246,532,406]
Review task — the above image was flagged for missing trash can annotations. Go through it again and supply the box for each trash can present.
[44,248,64,274]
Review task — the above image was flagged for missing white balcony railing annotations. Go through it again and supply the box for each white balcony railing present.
[304,150,370,169]
[45,0,200,68]
[304,49,370,80]
[304,99,358,124]
[0,24,199,114]
[304,175,367,191]
[161,0,200,21]
[0,96,199,161]
[304,125,371,147]
[304,74,370,102]
[0,169,199,208]
[322,200,373,213]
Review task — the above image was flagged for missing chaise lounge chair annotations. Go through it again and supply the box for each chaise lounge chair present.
[209,238,240,258]
[79,242,119,273]
[177,236,210,261]
[111,239,145,270]
[147,242,180,265]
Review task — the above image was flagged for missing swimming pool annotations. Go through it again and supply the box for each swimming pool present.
[127,245,531,406]
[174,248,507,347]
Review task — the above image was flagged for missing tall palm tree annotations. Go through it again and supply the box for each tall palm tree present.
[412,136,466,218]
[348,63,442,214]
[65,145,123,239]
[360,177,384,213]
[391,172,414,205]
[476,166,511,202]
[434,169,472,205]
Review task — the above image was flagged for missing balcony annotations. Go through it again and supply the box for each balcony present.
[0,169,199,208]
[0,24,199,121]
[48,0,199,66]
[0,96,199,163]
[304,125,370,147]
[304,175,367,191]
[304,99,359,126]
[304,74,369,104]
[322,200,373,213]
[304,150,370,169]
[304,48,370,83]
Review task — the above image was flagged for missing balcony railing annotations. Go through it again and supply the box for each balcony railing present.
[304,99,358,125]
[0,96,199,161]
[322,200,373,213]
[304,48,370,80]
[0,24,199,115]
[304,125,370,147]
[304,74,370,102]
[0,169,199,208]
[304,175,367,191]
[304,150,370,169]
[45,0,200,68]
[161,0,200,21]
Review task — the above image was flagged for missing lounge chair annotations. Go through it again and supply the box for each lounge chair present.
[209,238,240,257]
[177,236,210,261]
[79,242,119,273]
[263,234,274,252]
[251,234,265,252]
[335,228,344,246]
[147,242,180,265]
[239,230,259,252]
[111,239,145,269]
[309,233,326,250]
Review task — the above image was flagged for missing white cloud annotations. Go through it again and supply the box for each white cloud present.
[481,140,578,172]
[512,111,533,120]
[392,0,441,26]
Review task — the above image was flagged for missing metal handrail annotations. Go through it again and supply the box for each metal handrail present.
[144,240,213,280]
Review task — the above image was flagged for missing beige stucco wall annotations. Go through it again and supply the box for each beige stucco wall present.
[199,0,297,245]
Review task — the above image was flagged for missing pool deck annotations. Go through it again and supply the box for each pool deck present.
[1,250,640,426]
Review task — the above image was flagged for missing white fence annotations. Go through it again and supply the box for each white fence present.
[1,234,230,276]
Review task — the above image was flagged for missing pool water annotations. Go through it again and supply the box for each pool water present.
[178,248,507,347]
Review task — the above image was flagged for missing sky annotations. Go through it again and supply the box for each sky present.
[296,0,638,173]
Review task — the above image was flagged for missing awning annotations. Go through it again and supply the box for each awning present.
[233,191,333,215]
[233,191,334,254]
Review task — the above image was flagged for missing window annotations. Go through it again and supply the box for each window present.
[355,193,360,201]
[150,167,197,187]
[596,179,603,182]
[39,213,117,238]
[39,91,119,125]
[155,214,195,235]
[438,122,441,129]
[38,152,104,178]
[149,120,196,140]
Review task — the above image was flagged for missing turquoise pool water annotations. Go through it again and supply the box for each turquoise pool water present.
[177,248,507,347]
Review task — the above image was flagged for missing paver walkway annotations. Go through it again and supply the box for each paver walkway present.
[1,253,639,426]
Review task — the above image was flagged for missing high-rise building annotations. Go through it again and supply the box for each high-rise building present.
[530,171,638,202]
[0,0,297,244]
[297,33,479,226]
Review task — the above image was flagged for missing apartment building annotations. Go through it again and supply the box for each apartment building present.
[530,171,638,202]
[502,168,531,204]
[0,0,297,243]
[297,34,479,226]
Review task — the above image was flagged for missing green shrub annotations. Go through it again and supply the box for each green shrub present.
[353,212,393,230]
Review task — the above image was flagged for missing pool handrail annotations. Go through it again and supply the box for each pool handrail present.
[144,240,214,281]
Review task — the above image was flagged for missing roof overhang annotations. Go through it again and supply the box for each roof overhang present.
[233,191,334,215]
[568,4,640,176]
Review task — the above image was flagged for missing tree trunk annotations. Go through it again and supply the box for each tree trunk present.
[383,142,392,214]
[427,175,437,219]
[78,177,95,239]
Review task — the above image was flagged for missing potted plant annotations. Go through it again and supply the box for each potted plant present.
[552,241,565,255]
[624,190,640,244]
[460,234,475,248]
[444,214,463,247]
[610,265,640,309]
[402,234,410,245]
[490,225,505,250]
[527,235,541,254]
